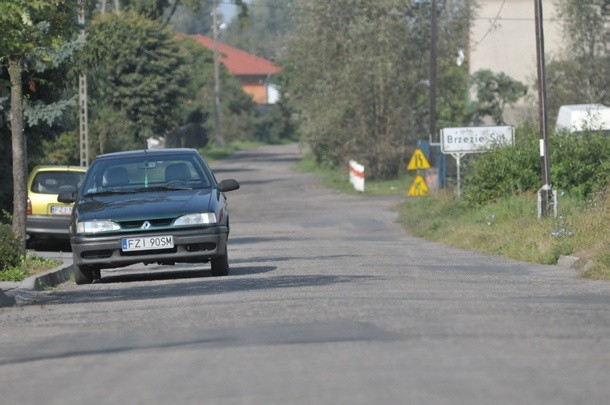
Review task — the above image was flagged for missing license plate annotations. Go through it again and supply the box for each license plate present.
[50,205,72,215]
[121,235,174,252]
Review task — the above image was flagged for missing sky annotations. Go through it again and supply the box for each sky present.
[219,2,239,22]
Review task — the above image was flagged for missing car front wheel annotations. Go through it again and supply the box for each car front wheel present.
[74,264,94,285]
[210,252,229,276]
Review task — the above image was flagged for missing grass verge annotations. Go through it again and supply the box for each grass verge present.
[199,139,296,162]
[0,254,61,282]
[297,154,610,280]
[199,140,265,161]
[296,157,415,195]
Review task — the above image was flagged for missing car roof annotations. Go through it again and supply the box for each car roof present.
[93,148,200,161]
[30,165,88,172]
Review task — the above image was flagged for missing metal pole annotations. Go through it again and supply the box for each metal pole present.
[535,0,552,216]
[78,0,89,167]
[212,0,224,146]
[429,0,438,147]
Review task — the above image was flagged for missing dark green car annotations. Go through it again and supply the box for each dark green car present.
[59,148,239,285]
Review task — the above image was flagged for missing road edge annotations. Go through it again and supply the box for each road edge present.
[557,255,594,273]
[0,264,73,308]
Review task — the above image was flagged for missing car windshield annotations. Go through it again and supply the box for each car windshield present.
[32,171,85,194]
[82,154,212,196]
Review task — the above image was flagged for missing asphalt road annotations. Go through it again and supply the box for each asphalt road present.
[1,144,609,404]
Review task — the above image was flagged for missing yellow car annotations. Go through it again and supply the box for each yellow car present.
[26,165,87,244]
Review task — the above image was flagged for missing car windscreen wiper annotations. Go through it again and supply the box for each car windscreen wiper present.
[134,185,193,192]
[83,189,136,196]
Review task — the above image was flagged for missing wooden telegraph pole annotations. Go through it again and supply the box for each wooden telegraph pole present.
[429,0,438,148]
[534,0,552,217]
[212,0,225,146]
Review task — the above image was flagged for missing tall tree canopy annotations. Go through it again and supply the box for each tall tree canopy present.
[0,0,78,248]
[80,11,188,147]
[221,0,294,61]
[283,0,473,179]
[546,0,609,121]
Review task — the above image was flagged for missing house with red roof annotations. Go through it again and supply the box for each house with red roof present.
[187,34,282,105]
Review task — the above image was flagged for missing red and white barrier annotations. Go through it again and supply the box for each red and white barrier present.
[349,160,365,192]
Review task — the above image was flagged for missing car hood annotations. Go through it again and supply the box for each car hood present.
[76,188,215,221]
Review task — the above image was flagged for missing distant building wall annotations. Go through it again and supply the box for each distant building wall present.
[239,75,278,105]
[469,0,564,124]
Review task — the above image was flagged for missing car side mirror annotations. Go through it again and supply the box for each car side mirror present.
[218,179,240,192]
[57,191,77,204]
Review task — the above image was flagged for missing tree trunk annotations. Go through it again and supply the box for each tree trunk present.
[8,58,27,251]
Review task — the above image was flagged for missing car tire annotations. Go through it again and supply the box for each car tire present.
[74,264,94,285]
[210,252,229,276]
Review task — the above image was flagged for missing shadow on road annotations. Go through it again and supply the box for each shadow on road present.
[98,264,276,284]
[46,270,377,306]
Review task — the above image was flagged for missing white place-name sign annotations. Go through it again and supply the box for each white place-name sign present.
[441,126,514,154]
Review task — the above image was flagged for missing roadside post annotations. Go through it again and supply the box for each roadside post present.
[406,148,431,196]
[349,160,365,192]
[440,126,514,197]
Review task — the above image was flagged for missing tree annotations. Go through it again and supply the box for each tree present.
[283,0,473,179]
[0,0,78,249]
[80,11,188,148]
[221,0,293,61]
[173,36,259,147]
[470,70,527,125]
[170,0,248,35]
[546,0,609,122]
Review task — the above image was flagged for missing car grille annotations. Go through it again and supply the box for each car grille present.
[118,218,174,229]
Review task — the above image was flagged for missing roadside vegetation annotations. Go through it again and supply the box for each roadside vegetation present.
[397,189,609,280]
[298,125,610,280]
[298,157,609,279]
[0,223,60,282]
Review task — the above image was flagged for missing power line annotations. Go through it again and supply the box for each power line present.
[473,0,505,48]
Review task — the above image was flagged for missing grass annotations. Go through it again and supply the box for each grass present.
[199,139,296,162]
[297,154,610,280]
[396,190,609,278]
[199,140,265,161]
[0,254,61,282]
[296,157,416,196]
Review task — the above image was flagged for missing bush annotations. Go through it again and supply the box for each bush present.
[462,127,540,205]
[0,224,23,271]
[463,125,610,205]
[551,130,610,199]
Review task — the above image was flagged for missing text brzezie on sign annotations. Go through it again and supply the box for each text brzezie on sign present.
[441,126,514,154]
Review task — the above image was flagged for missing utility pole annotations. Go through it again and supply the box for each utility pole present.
[212,0,225,146]
[78,0,89,167]
[429,0,438,146]
[535,0,552,217]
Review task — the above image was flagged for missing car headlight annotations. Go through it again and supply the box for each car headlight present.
[174,213,217,226]
[77,220,121,234]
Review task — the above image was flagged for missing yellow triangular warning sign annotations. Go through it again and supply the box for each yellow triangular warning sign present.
[407,175,429,196]
[406,149,431,170]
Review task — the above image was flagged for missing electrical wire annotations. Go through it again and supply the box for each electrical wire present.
[473,0,506,48]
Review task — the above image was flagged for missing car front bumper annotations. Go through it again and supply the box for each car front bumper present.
[71,226,229,269]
